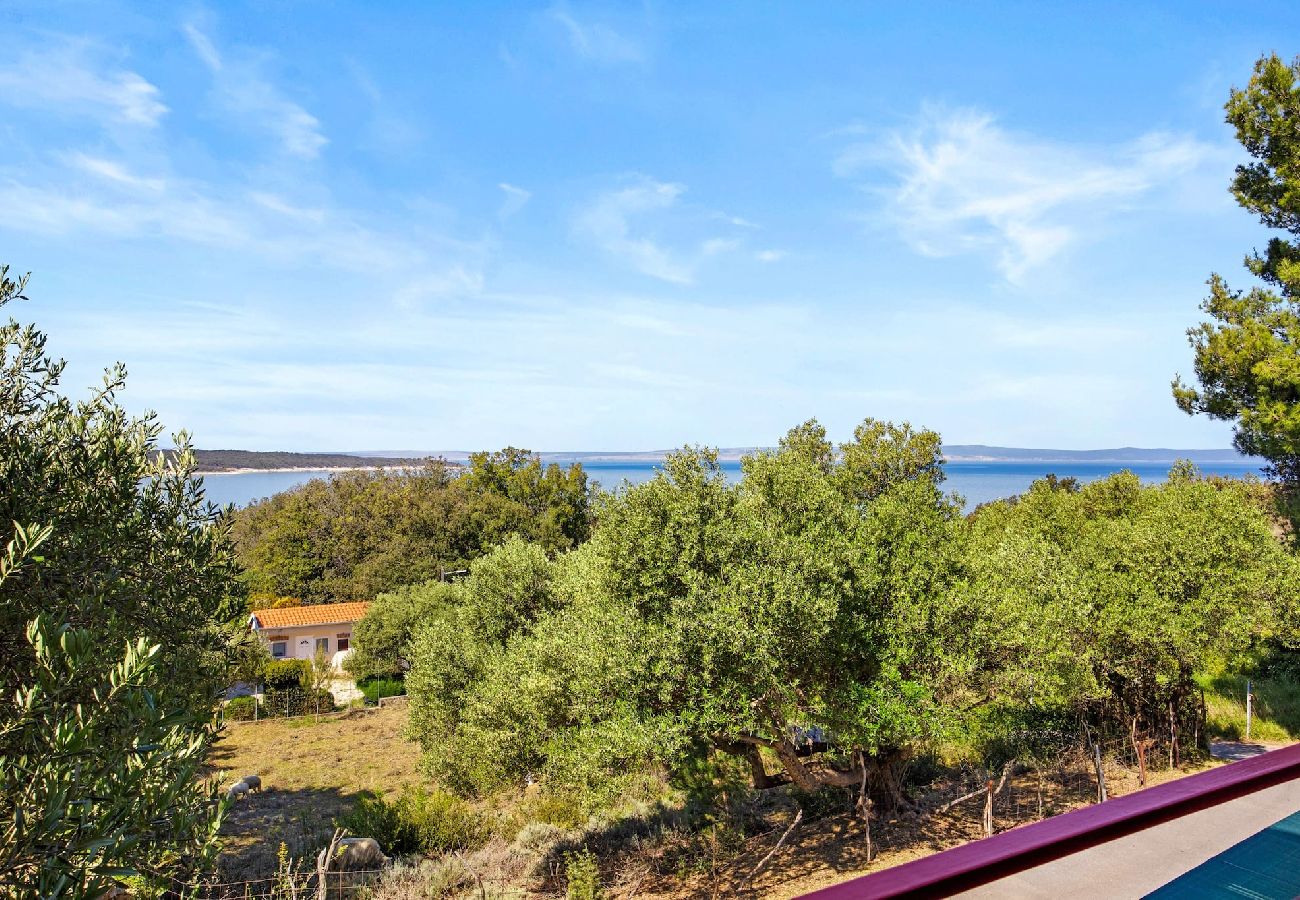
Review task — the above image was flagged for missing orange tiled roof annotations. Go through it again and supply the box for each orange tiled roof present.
[250,601,371,630]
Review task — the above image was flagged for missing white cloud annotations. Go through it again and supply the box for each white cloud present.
[836,107,1215,283]
[755,249,786,263]
[498,183,532,218]
[249,191,325,222]
[183,23,327,159]
[574,178,695,284]
[701,237,741,256]
[393,267,486,309]
[3,152,488,295]
[65,153,165,192]
[0,42,166,126]
[548,4,645,64]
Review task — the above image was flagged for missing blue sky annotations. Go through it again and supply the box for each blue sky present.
[1,2,1295,451]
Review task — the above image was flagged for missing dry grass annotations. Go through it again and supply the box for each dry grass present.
[205,709,1237,898]
[600,753,1222,899]
[207,704,423,882]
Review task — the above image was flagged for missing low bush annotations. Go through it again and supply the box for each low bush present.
[358,676,406,704]
[225,696,261,721]
[564,848,602,900]
[262,686,334,718]
[263,659,311,689]
[338,786,488,856]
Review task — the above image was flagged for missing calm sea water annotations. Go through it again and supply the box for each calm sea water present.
[199,459,1266,510]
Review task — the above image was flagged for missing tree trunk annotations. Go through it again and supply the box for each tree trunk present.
[743,743,774,789]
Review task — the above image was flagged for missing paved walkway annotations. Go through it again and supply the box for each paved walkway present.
[1210,740,1291,761]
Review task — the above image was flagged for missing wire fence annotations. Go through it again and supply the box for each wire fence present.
[219,684,408,727]
[166,868,386,900]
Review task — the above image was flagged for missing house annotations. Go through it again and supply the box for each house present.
[248,601,370,670]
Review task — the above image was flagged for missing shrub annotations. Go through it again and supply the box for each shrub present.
[358,676,406,704]
[338,786,487,856]
[512,822,566,855]
[262,686,334,718]
[564,848,602,900]
[225,696,261,721]
[263,659,311,690]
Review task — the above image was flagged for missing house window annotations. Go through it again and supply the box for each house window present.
[316,637,329,654]
[271,641,287,659]
[337,633,350,651]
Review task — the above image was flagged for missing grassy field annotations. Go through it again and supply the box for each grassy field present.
[206,699,1277,898]
[1201,675,1300,743]
[208,704,424,882]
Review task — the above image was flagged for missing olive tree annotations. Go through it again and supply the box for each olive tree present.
[0,267,244,893]
[409,419,975,811]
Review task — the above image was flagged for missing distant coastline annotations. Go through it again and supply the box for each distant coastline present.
[179,445,1264,475]
[166,449,437,475]
[195,465,417,476]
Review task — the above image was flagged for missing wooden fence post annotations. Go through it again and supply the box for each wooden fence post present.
[983,780,994,835]
[1092,742,1107,803]
[1246,679,1253,741]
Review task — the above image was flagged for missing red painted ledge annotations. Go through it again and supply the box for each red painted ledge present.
[799,743,1300,899]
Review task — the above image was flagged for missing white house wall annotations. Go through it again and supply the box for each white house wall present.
[255,622,356,670]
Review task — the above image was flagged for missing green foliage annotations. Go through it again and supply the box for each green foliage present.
[563,848,602,900]
[225,696,261,721]
[357,677,407,703]
[0,266,247,710]
[337,787,487,855]
[1,615,226,897]
[408,419,974,809]
[0,267,240,893]
[965,467,1300,746]
[1174,54,1300,483]
[230,449,594,602]
[263,658,312,690]
[346,580,460,680]
[1201,674,1300,741]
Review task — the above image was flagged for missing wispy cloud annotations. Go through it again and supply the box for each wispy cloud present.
[548,4,645,64]
[0,41,166,126]
[64,153,166,192]
[572,177,757,284]
[498,183,532,219]
[836,107,1216,283]
[574,178,695,283]
[183,23,327,159]
[2,151,487,298]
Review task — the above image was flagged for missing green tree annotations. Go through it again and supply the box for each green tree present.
[0,267,241,892]
[230,450,593,603]
[406,538,560,785]
[345,580,461,680]
[409,419,975,810]
[966,468,1298,752]
[1174,54,1300,483]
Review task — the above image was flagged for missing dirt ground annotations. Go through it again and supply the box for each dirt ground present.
[207,704,422,882]
[618,754,1222,899]
[207,707,1238,898]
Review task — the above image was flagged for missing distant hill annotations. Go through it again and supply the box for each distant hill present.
[164,450,432,473]
[940,446,1261,463]
[349,446,1261,465]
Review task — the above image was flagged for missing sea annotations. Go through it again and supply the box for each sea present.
[198,459,1268,511]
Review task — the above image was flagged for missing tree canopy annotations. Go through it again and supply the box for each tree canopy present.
[406,420,979,809]
[1174,53,1300,483]
[0,267,241,894]
[230,449,593,602]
